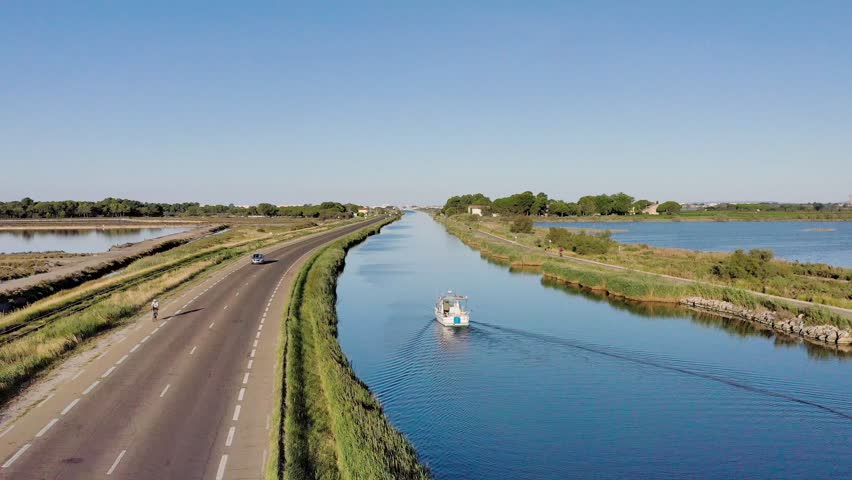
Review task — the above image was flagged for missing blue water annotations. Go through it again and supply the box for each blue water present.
[0,227,190,254]
[337,212,852,479]
[535,221,852,267]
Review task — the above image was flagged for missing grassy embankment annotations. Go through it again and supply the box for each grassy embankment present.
[0,220,354,404]
[439,216,852,331]
[268,216,429,480]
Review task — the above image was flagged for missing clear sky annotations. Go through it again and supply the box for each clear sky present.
[2,1,850,206]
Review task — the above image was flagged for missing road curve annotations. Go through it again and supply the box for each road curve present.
[0,217,386,479]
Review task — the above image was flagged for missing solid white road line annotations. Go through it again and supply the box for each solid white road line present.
[102,366,116,378]
[106,449,127,475]
[238,388,245,401]
[35,418,58,438]
[190,346,197,355]
[2,443,31,468]
[242,373,250,384]
[116,354,129,365]
[216,455,228,480]
[232,405,241,421]
[225,426,235,447]
[160,384,171,398]
[82,381,100,395]
[61,398,80,416]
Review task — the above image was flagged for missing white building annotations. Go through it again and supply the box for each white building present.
[467,205,485,216]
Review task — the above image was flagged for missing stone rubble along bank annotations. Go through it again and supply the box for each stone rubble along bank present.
[681,297,852,346]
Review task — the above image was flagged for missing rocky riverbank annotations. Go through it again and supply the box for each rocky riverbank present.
[681,297,852,347]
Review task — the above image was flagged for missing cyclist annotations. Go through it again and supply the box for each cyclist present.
[151,298,160,320]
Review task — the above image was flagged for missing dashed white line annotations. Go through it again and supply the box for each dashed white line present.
[232,405,242,421]
[225,426,236,447]
[250,349,256,358]
[161,319,169,326]
[102,367,116,378]
[2,443,30,468]
[224,305,228,311]
[247,360,253,370]
[61,398,80,416]
[256,331,261,339]
[140,335,151,344]
[238,388,245,401]
[106,449,127,475]
[190,346,197,355]
[83,380,100,395]
[130,343,141,353]
[36,393,55,408]
[242,373,250,384]
[71,369,85,381]
[35,418,58,437]
[152,327,160,334]
[216,454,228,480]
[116,354,129,365]
[95,351,108,361]
[209,322,215,329]
[253,340,258,348]
[160,384,171,398]
[257,324,263,331]
[0,426,14,439]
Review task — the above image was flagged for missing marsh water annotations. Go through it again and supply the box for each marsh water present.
[536,220,852,267]
[337,212,852,479]
[0,227,190,254]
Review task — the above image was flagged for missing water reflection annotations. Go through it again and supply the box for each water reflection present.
[0,228,189,253]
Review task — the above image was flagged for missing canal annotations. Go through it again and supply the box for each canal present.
[337,211,851,479]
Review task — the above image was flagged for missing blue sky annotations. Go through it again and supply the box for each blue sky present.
[2,1,850,205]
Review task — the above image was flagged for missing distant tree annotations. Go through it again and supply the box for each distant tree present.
[256,203,278,216]
[610,193,635,215]
[657,201,682,215]
[633,199,652,213]
[531,192,549,216]
[577,196,597,216]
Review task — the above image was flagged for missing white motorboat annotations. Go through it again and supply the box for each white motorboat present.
[435,291,470,327]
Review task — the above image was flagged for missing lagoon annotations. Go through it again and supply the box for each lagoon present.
[0,227,191,254]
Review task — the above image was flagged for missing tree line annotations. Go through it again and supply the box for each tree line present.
[442,191,681,217]
[0,197,366,220]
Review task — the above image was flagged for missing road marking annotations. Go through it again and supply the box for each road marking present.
[116,354,129,365]
[209,322,215,329]
[141,335,151,344]
[71,370,85,381]
[225,426,235,446]
[160,384,171,398]
[247,360,253,370]
[242,373,250,384]
[36,418,58,437]
[83,380,100,395]
[238,388,245,401]
[36,393,55,408]
[256,331,261,339]
[2,443,30,468]
[224,305,228,310]
[232,405,241,421]
[216,455,228,480]
[235,292,239,296]
[130,343,141,353]
[190,346,197,355]
[61,398,80,416]
[258,323,263,331]
[265,307,269,313]
[250,349,256,358]
[95,351,108,361]
[152,327,160,334]
[106,449,127,475]
[115,337,127,345]
[183,304,189,309]
[253,340,258,348]
[161,319,169,326]
[0,426,14,439]
[266,414,271,431]
[262,449,268,474]
[102,366,116,378]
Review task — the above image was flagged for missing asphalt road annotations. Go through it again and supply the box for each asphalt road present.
[0,217,385,479]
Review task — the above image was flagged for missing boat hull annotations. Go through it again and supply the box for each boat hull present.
[435,311,469,327]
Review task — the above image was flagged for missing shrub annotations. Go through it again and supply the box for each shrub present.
[545,228,613,255]
[712,249,777,282]
[509,216,534,234]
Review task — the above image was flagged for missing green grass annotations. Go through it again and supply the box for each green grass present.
[276,217,429,480]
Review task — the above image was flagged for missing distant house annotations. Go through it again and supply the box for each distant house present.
[642,203,660,215]
[357,208,370,215]
[467,205,485,216]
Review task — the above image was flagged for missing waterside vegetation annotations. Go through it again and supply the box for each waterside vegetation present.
[273,216,429,480]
